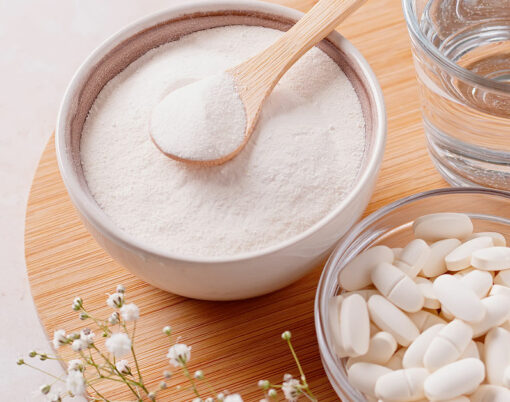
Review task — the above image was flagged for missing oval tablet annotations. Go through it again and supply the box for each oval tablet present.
[408,310,446,332]
[472,247,510,271]
[445,236,494,271]
[368,295,419,347]
[495,270,510,287]
[371,263,424,312]
[403,324,444,369]
[423,358,485,400]
[485,327,510,386]
[467,232,507,247]
[375,368,428,401]
[340,294,370,357]
[471,295,510,337]
[346,331,397,368]
[422,238,461,278]
[347,362,392,398]
[433,274,486,323]
[338,246,394,291]
[342,289,380,301]
[395,239,430,278]
[423,319,473,371]
[415,277,440,309]
[460,269,493,298]
[413,213,473,242]
[328,295,346,357]
[490,284,510,298]
[470,384,510,402]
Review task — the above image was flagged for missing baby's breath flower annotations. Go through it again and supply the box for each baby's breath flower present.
[52,329,67,349]
[116,284,126,294]
[39,384,51,395]
[194,370,204,380]
[120,303,139,322]
[205,398,214,402]
[16,357,24,365]
[115,359,131,375]
[217,393,225,401]
[67,359,84,372]
[39,353,48,361]
[258,380,270,390]
[79,312,89,320]
[28,350,37,358]
[66,370,85,396]
[106,292,124,308]
[167,343,191,367]
[105,332,132,358]
[68,332,80,341]
[108,311,120,325]
[72,297,83,311]
[224,395,243,402]
[282,379,300,401]
[159,381,167,390]
[46,392,62,402]
[281,331,291,341]
[80,328,95,347]
[163,325,172,335]
[192,398,202,402]
[283,373,293,382]
[148,392,156,401]
[163,370,172,379]
[268,389,277,398]
[71,339,86,352]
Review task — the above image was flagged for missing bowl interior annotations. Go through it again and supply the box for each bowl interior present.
[316,189,510,401]
[59,5,383,261]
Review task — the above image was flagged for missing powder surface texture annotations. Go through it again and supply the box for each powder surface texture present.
[150,72,246,161]
[80,26,366,258]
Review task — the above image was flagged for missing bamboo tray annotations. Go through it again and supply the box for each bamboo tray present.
[24,0,447,399]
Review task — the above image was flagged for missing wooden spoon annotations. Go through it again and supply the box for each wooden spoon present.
[151,0,367,165]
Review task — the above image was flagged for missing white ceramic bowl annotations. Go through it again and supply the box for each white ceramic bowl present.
[56,0,386,300]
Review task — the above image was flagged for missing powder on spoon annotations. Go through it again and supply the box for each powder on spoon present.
[150,72,247,161]
[80,25,366,258]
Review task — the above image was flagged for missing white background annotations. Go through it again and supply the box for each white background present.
[0,1,187,399]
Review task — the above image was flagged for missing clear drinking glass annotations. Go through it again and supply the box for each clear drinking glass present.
[402,0,510,190]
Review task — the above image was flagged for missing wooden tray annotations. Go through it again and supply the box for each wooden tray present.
[25,0,447,400]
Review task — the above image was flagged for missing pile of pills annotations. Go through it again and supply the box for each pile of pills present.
[329,212,510,401]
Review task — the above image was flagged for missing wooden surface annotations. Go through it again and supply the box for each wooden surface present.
[25,0,448,400]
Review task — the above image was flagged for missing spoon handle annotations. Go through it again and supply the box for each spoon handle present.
[230,0,366,121]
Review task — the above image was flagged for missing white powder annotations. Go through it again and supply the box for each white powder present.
[150,72,247,161]
[81,25,366,258]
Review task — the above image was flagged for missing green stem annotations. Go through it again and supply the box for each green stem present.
[81,307,111,335]
[286,338,317,401]
[86,379,110,402]
[181,361,200,397]
[22,363,65,382]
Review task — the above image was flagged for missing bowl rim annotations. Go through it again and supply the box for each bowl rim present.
[314,186,510,399]
[56,0,386,264]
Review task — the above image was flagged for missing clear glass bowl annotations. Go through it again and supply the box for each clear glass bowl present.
[315,187,510,401]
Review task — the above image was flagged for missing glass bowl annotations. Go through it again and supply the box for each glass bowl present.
[315,187,510,401]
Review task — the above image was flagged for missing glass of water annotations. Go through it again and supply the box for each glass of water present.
[402,0,510,190]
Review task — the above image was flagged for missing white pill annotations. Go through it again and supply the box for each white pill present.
[423,319,473,371]
[460,269,493,298]
[338,246,394,291]
[495,270,510,287]
[375,368,428,401]
[371,263,424,312]
[472,247,510,271]
[346,332,397,368]
[340,294,370,357]
[392,247,403,259]
[423,358,485,400]
[395,239,430,278]
[471,384,510,402]
[368,295,420,347]
[503,366,510,388]
[328,295,346,357]
[385,348,405,370]
[460,341,479,360]
[415,277,440,309]
[467,232,507,247]
[471,295,510,337]
[342,289,380,301]
[347,362,392,398]
[485,327,510,385]
[403,324,444,369]
[445,236,494,271]
[408,310,447,332]
[413,213,473,242]
[433,274,486,323]
[490,284,510,298]
[422,238,461,277]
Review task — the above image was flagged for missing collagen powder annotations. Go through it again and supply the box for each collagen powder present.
[81,26,366,257]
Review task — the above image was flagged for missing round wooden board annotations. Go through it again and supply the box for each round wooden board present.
[25,0,448,400]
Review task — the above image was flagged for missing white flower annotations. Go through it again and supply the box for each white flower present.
[52,330,67,349]
[268,389,277,398]
[66,370,85,396]
[106,292,124,308]
[192,398,202,402]
[108,311,120,325]
[80,328,95,347]
[40,384,51,395]
[46,392,62,402]
[120,303,139,322]
[282,379,300,401]
[67,359,84,372]
[224,395,243,402]
[115,359,131,375]
[166,343,191,367]
[194,370,204,379]
[116,284,125,294]
[105,332,131,358]
[283,373,293,382]
[71,339,86,352]
[205,398,214,402]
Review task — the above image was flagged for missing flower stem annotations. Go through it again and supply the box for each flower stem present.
[86,379,109,402]
[22,362,64,382]
[286,338,317,402]
[181,361,200,397]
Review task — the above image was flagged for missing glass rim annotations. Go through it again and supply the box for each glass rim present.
[401,0,510,94]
